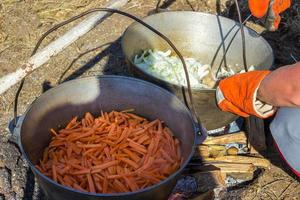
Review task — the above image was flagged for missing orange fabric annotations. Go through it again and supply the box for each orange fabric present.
[249,0,270,18]
[217,71,271,118]
[272,0,291,13]
[249,0,291,30]
[272,0,292,29]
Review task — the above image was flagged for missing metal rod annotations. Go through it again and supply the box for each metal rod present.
[234,0,248,72]
[215,14,252,78]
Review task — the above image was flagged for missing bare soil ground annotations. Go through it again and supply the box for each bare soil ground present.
[0,0,299,199]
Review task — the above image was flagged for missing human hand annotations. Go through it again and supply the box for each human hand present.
[216,70,276,118]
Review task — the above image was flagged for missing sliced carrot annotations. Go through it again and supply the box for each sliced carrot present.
[71,168,91,175]
[73,183,87,192]
[119,157,139,169]
[57,174,65,185]
[91,160,118,173]
[65,116,78,129]
[37,111,182,194]
[127,139,147,154]
[87,173,96,193]
[95,181,103,193]
[52,164,57,182]
[136,134,150,144]
[103,176,108,193]
[85,112,95,125]
[113,179,128,193]
[126,113,145,121]
[115,128,129,144]
[50,128,58,137]
[122,149,140,163]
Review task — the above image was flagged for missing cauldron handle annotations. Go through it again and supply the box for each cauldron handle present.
[12,8,207,140]
[8,115,24,149]
[194,123,208,145]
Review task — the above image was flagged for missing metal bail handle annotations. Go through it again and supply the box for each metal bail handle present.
[13,7,206,136]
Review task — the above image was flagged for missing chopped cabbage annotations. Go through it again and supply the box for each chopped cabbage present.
[133,49,255,88]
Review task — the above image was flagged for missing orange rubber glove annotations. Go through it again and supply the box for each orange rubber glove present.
[216,71,276,118]
[248,0,291,31]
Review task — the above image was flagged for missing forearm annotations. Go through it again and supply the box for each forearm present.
[257,62,300,107]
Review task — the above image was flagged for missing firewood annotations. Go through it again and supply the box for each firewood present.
[196,145,241,158]
[202,155,270,169]
[203,132,247,145]
[188,163,255,174]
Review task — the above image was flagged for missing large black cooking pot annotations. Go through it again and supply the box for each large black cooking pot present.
[13,76,206,200]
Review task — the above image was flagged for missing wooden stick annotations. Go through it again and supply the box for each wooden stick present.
[202,155,270,169]
[202,131,247,145]
[210,163,255,174]
[196,145,227,158]
[0,0,128,95]
[188,163,255,174]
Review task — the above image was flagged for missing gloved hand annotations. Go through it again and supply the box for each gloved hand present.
[248,0,291,31]
[216,70,276,118]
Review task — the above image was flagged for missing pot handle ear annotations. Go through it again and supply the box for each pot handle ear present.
[194,123,208,145]
[8,115,24,148]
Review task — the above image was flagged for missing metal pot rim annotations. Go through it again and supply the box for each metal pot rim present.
[17,75,199,197]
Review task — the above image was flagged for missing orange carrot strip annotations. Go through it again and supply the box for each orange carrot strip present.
[52,165,57,182]
[127,139,147,154]
[42,147,49,163]
[65,116,78,129]
[73,183,87,192]
[50,128,58,137]
[113,179,128,193]
[85,112,94,125]
[91,160,119,173]
[68,162,85,170]
[63,175,75,186]
[103,147,111,159]
[119,157,139,169]
[70,168,91,175]
[95,181,103,193]
[120,109,135,113]
[123,176,139,192]
[103,176,108,193]
[160,148,173,163]
[115,128,129,144]
[143,119,159,130]
[87,173,96,193]
[126,113,145,121]
[77,144,104,148]
[136,134,150,144]
[57,174,65,185]
[122,149,140,163]
[69,128,95,141]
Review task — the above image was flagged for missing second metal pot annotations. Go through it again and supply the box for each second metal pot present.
[121,11,274,130]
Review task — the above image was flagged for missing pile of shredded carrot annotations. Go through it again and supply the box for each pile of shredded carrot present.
[36,110,182,194]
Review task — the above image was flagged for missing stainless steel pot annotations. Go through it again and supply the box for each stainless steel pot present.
[121,11,274,130]
[13,76,206,200]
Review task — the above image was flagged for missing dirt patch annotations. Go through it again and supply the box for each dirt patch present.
[0,0,299,199]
